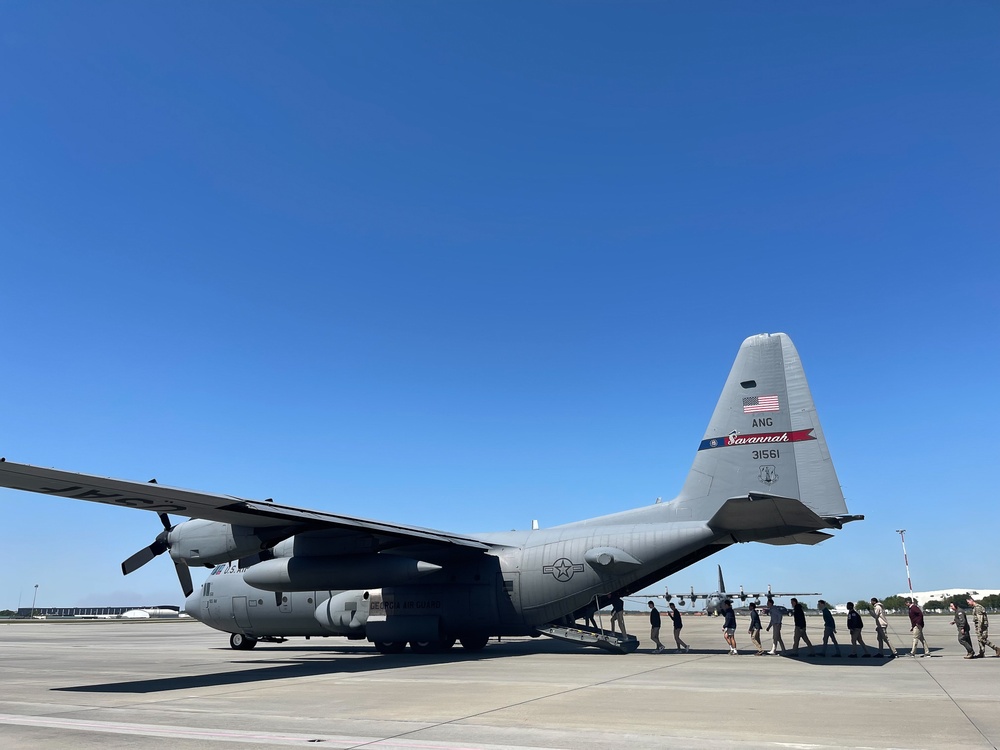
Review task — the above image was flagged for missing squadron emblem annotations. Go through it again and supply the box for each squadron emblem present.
[758,465,778,485]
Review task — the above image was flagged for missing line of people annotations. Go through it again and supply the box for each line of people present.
[639,595,1000,658]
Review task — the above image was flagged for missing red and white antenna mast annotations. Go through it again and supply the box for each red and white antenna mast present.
[896,529,914,601]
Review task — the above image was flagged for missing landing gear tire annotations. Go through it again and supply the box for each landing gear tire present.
[459,634,489,652]
[230,633,258,650]
[410,638,456,654]
[374,640,406,654]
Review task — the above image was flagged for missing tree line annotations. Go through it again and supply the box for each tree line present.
[853,593,1000,613]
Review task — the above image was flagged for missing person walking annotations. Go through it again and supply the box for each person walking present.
[610,595,627,636]
[846,601,873,658]
[748,601,764,655]
[722,600,739,655]
[906,598,930,657]
[668,602,690,652]
[869,598,898,658]
[648,601,664,653]
[967,597,1000,658]
[818,600,841,657]
[789,598,816,657]
[950,602,976,659]
[765,597,786,655]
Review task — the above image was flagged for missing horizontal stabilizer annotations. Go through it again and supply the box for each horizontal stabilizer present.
[707,493,834,543]
[760,531,833,546]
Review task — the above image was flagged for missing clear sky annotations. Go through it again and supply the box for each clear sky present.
[1,2,997,611]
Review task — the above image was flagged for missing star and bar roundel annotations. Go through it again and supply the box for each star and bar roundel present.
[543,558,585,582]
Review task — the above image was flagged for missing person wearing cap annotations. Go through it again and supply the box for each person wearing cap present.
[950,602,976,659]
[818,600,841,657]
[906,598,930,657]
[967,597,1000,658]
[869,597,898,658]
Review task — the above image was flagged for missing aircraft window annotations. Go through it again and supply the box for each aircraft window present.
[740,380,757,389]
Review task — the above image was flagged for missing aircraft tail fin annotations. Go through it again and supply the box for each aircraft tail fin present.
[717,565,726,594]
[674,333,859,540]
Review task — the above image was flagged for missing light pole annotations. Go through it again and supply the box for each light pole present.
[895,530,914,602]
[30,584,39,618]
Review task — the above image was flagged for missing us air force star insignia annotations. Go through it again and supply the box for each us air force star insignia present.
[542,557,585,582]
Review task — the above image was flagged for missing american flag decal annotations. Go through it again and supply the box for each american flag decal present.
[743,395,779,413]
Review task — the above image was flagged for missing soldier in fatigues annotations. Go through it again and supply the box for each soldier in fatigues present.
[950,602,975,658]
[967,597,1000,658]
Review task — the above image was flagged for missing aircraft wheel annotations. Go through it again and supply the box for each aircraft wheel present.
[230,633,258,650]
[459,634,489,652]
[374,640,406,654]
[409,638,455,654]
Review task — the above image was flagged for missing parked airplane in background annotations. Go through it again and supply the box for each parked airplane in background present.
[0,333,862,656]
[652,564,820,615]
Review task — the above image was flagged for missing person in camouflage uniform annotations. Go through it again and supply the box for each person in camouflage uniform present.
[966,597,1000,658]
[949,602,975,658]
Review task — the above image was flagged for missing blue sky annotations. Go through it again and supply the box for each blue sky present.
[1,2,997,611]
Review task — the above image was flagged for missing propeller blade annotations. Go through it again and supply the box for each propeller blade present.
[122,516,192,597]
[122,543,160,575]
[174,560,194,598]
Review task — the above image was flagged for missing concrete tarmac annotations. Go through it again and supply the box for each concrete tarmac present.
[1,614,998,750]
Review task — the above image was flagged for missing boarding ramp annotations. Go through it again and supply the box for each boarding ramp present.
[536,624,639,654]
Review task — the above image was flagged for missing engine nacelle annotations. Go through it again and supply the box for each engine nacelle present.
[166,519,285,567]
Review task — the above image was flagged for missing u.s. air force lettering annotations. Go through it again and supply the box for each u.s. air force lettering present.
[543,558,585,582]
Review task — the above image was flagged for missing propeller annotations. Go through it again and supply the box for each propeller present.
[121,513,194,597]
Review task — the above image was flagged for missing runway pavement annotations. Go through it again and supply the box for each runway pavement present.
[1,613,998,749]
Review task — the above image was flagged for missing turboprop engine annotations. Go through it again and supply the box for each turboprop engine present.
[164,518,287,566]
[122,516,293,597]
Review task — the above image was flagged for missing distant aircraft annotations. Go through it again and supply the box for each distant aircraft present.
[650,564,820,615]
[119,606,190,619]
[0,333,861,655]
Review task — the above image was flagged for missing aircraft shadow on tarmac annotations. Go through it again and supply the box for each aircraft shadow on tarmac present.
[51,638,586,694]
[765,649,938,665]
[52,640,926,694]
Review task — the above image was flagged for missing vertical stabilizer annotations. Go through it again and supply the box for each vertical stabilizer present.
[676,333,847,522]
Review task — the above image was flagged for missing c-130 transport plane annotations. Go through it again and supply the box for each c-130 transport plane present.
[0,333,862,655]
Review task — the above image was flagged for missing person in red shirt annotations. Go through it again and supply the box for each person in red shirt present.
[906,598,930,657]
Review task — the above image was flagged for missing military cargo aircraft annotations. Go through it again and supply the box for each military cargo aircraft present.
[0,333,862,655]
[652,564,820,615]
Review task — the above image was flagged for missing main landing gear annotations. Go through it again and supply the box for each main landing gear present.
[373,634,489,654]
[230,632,258,650]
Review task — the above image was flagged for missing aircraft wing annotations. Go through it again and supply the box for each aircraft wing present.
[0,459,493,553]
